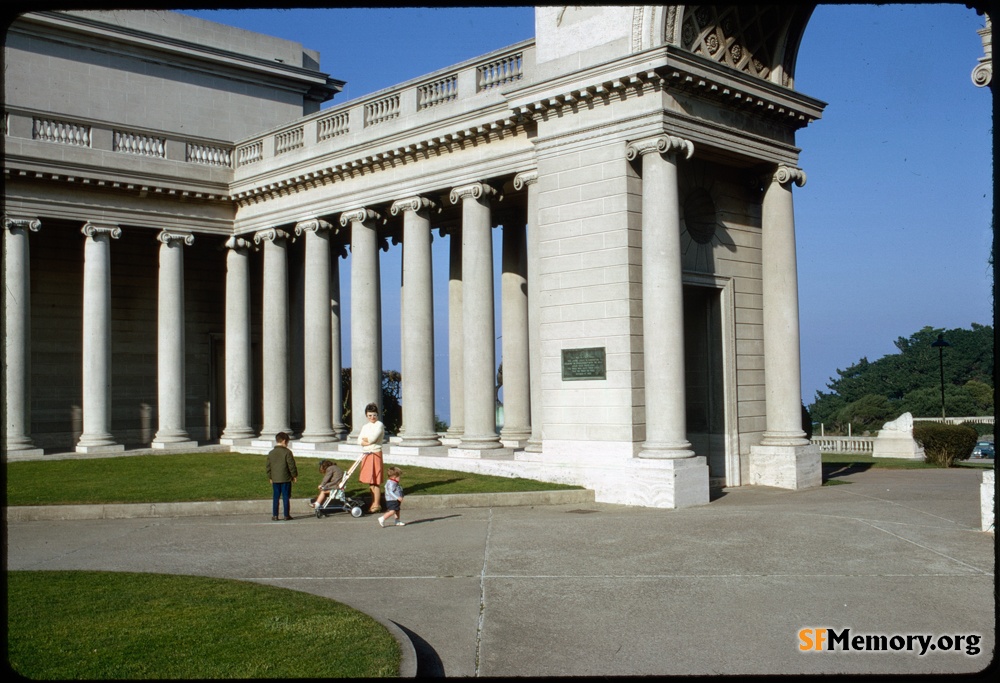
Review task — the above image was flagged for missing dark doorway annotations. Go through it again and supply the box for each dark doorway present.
[683,285,726,483]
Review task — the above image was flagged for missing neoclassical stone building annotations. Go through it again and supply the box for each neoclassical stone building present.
[3,7,991,507]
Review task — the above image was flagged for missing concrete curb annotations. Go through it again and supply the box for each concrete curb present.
[4,488,595,522]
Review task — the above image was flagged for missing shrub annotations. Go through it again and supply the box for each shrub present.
[961,421,994,438]
[913,422,978,467]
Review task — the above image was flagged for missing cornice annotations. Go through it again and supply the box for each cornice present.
[13,11,342,97]
[506,44,825,132]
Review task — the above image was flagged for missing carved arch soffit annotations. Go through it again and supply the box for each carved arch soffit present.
[633,4,815,89]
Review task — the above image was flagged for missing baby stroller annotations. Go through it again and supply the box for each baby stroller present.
[313,454,366,519]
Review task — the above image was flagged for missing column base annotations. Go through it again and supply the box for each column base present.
[4,445,44,457]
[151,439,199,450]
[638,440,695,459]
[76,443,125,454]
[398,433,442,448]
[393,444,449,457]
[293,440,341,452]
[220,434,257,447]
[622,456,710,508]
[458,434,503,450]
[299,432,340,444]
[4,436,44,456]
[449,446,514,460]
[749,443,821,490]
[523,438,543,454]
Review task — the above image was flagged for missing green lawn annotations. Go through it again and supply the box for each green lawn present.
[5,452,581,506]
[7,571,400,679]
[821,452,995,470]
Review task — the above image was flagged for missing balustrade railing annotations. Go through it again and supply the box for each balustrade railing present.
[811,436,876,454]
[33,117,91,146]
[233,39,533,168]
[114,130,166,158]
[418,74,458,109]
[317,111,350,141]
[274,126,304,155]
[15,40,534,175]
[186,142,232,167]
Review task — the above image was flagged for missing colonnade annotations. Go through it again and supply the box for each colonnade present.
[3,143,808,466]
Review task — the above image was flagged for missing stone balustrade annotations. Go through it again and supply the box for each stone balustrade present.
[913,416,995,426]
[811,436,876,454]
[232,40,532,173]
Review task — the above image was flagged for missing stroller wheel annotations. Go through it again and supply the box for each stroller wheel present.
[351,506,363,518]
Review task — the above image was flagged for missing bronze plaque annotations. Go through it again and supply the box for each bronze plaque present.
[561,347,606,381]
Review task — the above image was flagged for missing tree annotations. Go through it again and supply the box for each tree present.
[809,324,993,433]
[340,368,404,435]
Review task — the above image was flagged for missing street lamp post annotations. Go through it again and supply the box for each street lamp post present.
[931,333,951,420]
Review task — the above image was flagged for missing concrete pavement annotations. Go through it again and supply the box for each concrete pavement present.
[5,466,995,676]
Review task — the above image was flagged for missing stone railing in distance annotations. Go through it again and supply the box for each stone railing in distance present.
[232,40,533,168]
[913,416,995,426]
[811,436,876,454]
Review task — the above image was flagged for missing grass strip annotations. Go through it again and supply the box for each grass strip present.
[7,571,399,679]
[5,452,581,506]
[821,452,993,470]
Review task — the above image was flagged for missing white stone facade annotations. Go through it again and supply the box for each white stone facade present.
[4,7,841,507]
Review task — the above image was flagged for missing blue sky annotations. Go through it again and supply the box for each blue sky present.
[180,5,993,422]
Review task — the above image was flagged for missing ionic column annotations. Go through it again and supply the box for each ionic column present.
[500,212,531,445]
[341,208,383,438]
[391,196,441,447]
[221,236,255,442]
[77,222,124,453]
[760,166,810,446]
[254,228,293,437]
[331,241,348,439]
[450,182,501,450]
[294,219,338,444]
[515,171,543,453]
[3,216,42,454]
[626,135,695,459]
[152,230,197,449]
[444,228,464,438]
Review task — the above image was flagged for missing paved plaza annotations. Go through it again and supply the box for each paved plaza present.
[6,466,994,677]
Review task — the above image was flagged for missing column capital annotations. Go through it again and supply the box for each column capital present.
[772,165,807,188]
[156,230,194,246]
[390,196,438,216]
[224,235,253,251]
[81,222,122,239]
[294,218,334,237]
[3,216,41,233]
[339,208,381,227]
[449,182,498,205]
[625,135,694,162]
[253,227,291,245]
[513,169,539,190]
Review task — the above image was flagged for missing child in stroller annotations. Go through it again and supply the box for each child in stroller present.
[311,458,365,518]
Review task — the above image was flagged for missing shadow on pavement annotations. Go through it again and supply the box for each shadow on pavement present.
[395,623,445,677]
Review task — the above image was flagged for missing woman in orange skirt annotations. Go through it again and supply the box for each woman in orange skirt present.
[357,402,385,513]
